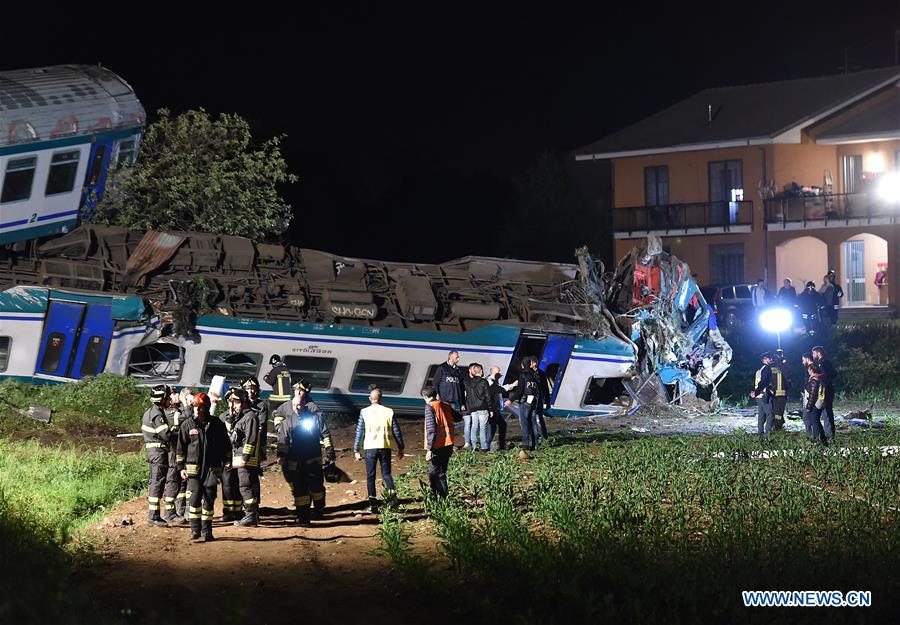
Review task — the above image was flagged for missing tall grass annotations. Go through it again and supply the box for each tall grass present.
[0,439,146,542]
[0,374,149,437]
[382,432,900,624]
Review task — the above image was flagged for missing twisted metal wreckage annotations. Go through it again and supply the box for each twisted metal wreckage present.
[0,226,730,410]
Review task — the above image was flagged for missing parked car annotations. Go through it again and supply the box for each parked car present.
[700,283,756,334]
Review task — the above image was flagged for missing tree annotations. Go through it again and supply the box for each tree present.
[93,109,298,240]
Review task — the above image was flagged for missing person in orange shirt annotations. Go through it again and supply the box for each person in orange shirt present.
[421,386,462,498]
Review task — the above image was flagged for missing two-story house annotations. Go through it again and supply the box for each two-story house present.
[574,67,900,313]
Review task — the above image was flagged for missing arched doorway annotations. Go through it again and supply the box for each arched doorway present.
[775,236,828,295]
[840,233,889,306]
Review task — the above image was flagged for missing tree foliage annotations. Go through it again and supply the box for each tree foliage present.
[93,109,298,240]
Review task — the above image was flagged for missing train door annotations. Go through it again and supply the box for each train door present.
[36,301,114,379]
[504,331,576,405]
[539,335,576,404]
[79,139,114,219]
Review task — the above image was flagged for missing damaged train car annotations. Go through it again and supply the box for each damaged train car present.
[0,226,730,415]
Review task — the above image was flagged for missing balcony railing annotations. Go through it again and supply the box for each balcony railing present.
[764,192,900,227]
[613,201,753,235]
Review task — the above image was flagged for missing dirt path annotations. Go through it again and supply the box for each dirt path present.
[79,420,440,624]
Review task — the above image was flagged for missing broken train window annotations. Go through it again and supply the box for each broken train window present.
[201,350,262,384]
[127,343,184,382]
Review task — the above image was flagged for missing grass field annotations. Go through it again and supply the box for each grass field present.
[382,429,900,624]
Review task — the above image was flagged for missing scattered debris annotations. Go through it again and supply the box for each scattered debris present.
[120,514,134,527]
[0,395,52,423]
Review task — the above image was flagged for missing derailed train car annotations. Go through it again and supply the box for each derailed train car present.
[0,226,729,415]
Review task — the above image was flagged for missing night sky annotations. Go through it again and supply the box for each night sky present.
[4,3,900,263]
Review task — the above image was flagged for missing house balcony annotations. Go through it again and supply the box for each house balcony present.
[764,192,900,230]
[612,201,753,239]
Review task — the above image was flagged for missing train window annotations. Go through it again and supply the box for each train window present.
[422,364,441,393]
[283,355,336,390]
[0,337,10,372]
[40,332,66,373]
[350,360,410,394]
[1,156,37,203]
[581,376,626,406]
[88,145,107,185]
[201,350,262,384]
[127,343,184,382]
[79,336,107,377]
[115,140,137,168]
[45,151,81,196]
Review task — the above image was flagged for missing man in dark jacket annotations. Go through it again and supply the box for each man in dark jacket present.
[804,363,827,445]
[275,387,335,525]
[142,385,174,527]
[751,352,775,442]
[176,393,231,541]
[464,363,492,451]
[777,278,797,307]
[485,365,514,451]
[812,346,837,439]
[241,376,266,513]
[798,282,822,335]
[505,356,543,455]
[432,350,467,412]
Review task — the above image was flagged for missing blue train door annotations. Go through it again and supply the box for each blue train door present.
[71,305,113,379]
[539,334,576,404]
[79,139,114,220]
[36,301,114,379]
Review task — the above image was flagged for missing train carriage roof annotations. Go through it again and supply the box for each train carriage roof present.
[0,64,145,147]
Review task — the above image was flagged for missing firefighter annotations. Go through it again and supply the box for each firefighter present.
[219,388,245,522]
[224,387,261,527]
[176,393,231,542]
[275,381,335,526]
[162,387,190,524]
[264,355,293,423]
[142,384,174,527]
[273,379,318,430]
[241,376,266,512]
[751,352,775,442]
[770,349,789,431]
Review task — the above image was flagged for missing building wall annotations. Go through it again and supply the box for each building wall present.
[771,143,838,194]
[775,236,828,292]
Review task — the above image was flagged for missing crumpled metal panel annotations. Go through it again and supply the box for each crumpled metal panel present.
[121,231,185,288]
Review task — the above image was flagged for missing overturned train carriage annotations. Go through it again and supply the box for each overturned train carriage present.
[0,226,730,415]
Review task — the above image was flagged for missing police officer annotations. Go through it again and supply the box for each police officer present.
[431,350,467,413]
[770,349,789,431]
[505,356,541,456]
[241,377,266,511]
[264,355,293,421]
[176,393,230,542]
[224,388,261,527]
[162,387,189,524]
[142,385,174,527]
[275,381,335,526]
[751,352,775,442]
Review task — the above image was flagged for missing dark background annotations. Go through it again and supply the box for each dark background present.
[3,3,900,263]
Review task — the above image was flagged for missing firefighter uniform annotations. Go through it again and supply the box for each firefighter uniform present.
[141,386,172,527]
[264,357,293,422]
[176,393,230,541]
[276,401,335,524]
[230,403,261,526]
[220,400,244,522]
[770,362,788,431]
[163,401,189,522]
[242,377,267,513]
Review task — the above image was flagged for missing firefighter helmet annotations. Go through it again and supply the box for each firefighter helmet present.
[224,387,247,403]
[193,392,211,408]
[241,376,260,390]
[292,379,311,393]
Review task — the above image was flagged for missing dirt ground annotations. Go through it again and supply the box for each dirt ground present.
[79,418,449,624]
